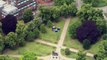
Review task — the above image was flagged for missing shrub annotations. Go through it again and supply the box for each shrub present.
[40,24,47,33]
[83,39,91,50]
[65,48,71,55]
[47,20,53,28]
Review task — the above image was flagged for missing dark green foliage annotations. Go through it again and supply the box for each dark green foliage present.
[96,41,107,60]
[47,20,53,28]
[39,6,60,23]
[33,28,40,38]
[76,51,86,60]
[65,48,71,55]
[23,9,33,23]
[77,4,103,22]
[82,0,101,7]
[16,21,26,46]
[60,3,77,17]
[5,32,17,49]
[0,34,4,53]
[40,24,47,33]
[2,14,17,35]
[54,0,74,6]
[83,39,91,50]
[102,34,107,40]
[69,21,81,38]
[26,31,35,41]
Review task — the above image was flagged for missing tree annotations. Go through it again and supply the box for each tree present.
[102,34,107,40]
[39,6,60,22]
[69,20,81,38]
[0,34,4,53]
[82,0,101,7]
[76,21,101,44]
[16,21,26,46]
[40,24,47,33]
[2,14,17,35]
[65,48,71,55]
[76,51,86,60]
[60,3,77,17]
[22,52,37,60]
[23,9,33,23]
[54,0,74,6]
[77,4,103,22]
[95,41,107,60]
[33,28,40,39]
[47,20,53,28]
[5,32,17,49]
[25,31,35,41]
[83,39,91,50]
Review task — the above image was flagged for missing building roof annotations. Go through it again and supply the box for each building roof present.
[0,0,6,8]
[2,4,17,14]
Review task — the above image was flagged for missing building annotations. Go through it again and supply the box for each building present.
[0,0,37,19]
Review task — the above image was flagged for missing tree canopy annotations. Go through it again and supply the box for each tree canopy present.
[2,15,17,35]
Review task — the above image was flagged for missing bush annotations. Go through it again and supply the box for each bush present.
[83,39,91,50]
[47,20,53,28]
[65,48,71,55]
[40,24,47,33]
[33,28,40,38]
[102,34,107,40]
[69,20,81,38]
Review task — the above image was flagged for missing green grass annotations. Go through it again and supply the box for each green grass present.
[40,19,65,44]
[61,49,94,60]
[64,17,104,54]
[3,41,55,56]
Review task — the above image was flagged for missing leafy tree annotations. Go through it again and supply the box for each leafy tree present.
[69,20,81,38]
[54,0,74,6]
[23,9,33,23]
[5,32,17,49]
[83,39,91,50]
[39,6,60,22]
[77,4,103,22]
[22,52,37,60]
[102,34,107,40]
[40,24,47,33]
[65,48,71,55]
[2,14,17,35]
[26,31,35,41]
[0,34,4,53]
[95,41,107,60]
[76,51,86,60]
[33,28,40,39]
[16,21,26,46]
[60,3,77,17]
[76,21,101,44]
[82,0,101,7]
[47,20,53,28]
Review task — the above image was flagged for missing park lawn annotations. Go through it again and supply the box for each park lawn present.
[61,49,94,60]
[3,41,55,56]
[64,17,104,54]
[40,19,65,44]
